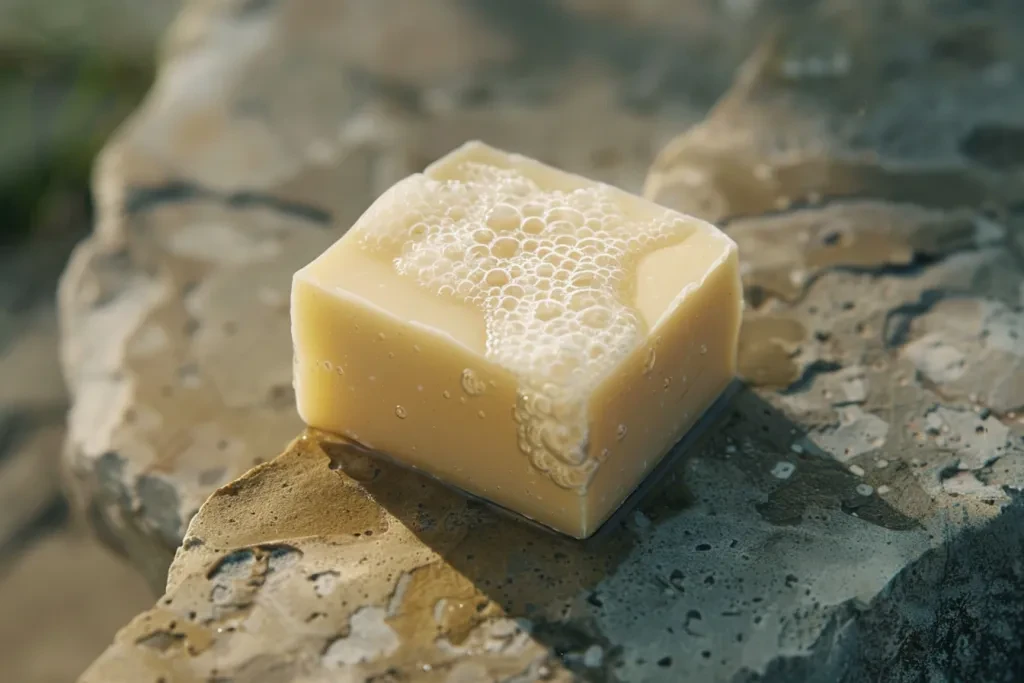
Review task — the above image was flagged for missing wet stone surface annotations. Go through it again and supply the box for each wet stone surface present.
[68,0,1024,681]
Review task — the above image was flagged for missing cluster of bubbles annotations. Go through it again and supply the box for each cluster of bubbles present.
[358,161,693,489]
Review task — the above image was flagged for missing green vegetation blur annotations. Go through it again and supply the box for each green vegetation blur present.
[0,54,153,246]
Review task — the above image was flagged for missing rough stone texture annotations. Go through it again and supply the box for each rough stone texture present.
[73,0,1024,681]
[645,0,1024,222]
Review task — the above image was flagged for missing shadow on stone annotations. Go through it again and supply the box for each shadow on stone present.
[336,384,920,678]
[81,382,940,681]
[330,436,640,678]
[736,492,1024,683]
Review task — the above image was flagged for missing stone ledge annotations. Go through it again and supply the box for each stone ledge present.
[66,0,1024,680]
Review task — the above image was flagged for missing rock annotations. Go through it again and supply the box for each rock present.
[80,396,1024,682]
[645,0,1024,222]
[727,202,995,303]
[73,422,903,682]
[57,0,731,591]
[639,0,1024,678]
[903,299,1024,413]
[74,0,1024,680]
[59,194,324,587]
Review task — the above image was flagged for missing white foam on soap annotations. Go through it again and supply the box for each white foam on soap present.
[355,157,704,490]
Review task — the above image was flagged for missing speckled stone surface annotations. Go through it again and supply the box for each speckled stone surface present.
[69,0,1024,681]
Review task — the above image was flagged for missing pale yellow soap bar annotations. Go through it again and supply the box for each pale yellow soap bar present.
[291,142,742,538]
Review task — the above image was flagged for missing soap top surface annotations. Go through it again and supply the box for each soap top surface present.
[298,141,736,487]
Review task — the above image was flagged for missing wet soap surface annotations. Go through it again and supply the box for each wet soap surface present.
[292,141,742,537]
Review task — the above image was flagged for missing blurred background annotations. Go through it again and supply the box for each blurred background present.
[0,3,179,681]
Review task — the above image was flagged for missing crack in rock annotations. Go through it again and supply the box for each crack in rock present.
[125,181,332,226]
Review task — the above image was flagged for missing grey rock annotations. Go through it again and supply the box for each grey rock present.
[646,1,1024,678]
[903,299,1024,413]
[646,0,1024,222]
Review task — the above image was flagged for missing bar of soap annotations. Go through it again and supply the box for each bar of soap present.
[291,142,742,538]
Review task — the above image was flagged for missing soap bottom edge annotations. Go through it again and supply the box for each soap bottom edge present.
[312,377,743,541]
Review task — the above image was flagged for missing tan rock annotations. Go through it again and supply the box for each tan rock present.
[82,420,929,683]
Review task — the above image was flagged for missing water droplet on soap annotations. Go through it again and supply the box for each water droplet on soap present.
[477,410,486,419]
[663,378,671,390]
[616,424,628,441]
[460,369,486,396]
[700,344,707,355]
[377,332,386,341]
[643,348,657,375]
[442,390,451,399]
[395,406,407,419]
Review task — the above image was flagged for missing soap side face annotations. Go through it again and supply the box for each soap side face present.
[291,273,584,531]
[583,240,742,534]
[292,141,742,537]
